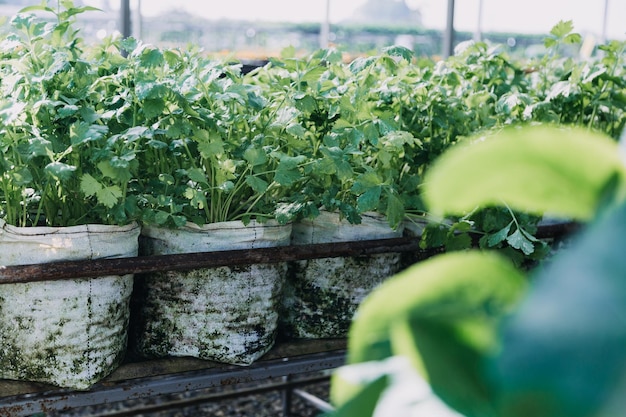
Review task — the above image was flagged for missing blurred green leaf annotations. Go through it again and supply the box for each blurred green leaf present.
[491,200,626,417]
[424,125,626,221]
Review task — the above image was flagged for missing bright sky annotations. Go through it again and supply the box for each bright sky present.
[91,0,625,40]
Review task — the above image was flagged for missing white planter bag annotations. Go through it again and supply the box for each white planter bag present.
[134,220,291,365]
[281,211,404,339]
[0,221,140,390]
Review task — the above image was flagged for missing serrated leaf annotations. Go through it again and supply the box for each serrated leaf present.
[185,187,207,209]
[142,98,165,120]
[243,147,268,166]
[549,20,576,39]
[382,45,414,62]
[80,174,102,197]
[139,45,164,68]
[301,66,326,85]
[274,155,306,186]
[445,233,473,252]
[97,160,131,182]
[275,163,302,186]
[28,137,53,158]
[96,185,122,208]
[487,221,514,247]
[197,133,224,158]
[352,171,382,193]
[286,122,307,138]
[506,228,535,255]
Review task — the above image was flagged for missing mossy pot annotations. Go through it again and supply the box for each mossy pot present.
[280,211,404,339]
[0,221,140,390]
[132,220,292,365]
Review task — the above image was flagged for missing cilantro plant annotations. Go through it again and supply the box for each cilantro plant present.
[0,1,138,226]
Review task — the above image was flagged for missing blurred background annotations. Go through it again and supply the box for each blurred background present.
[0,0,623,60]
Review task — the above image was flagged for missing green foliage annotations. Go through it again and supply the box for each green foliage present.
[0,1,624,250]
[0,0,135,226]
[330,124,626,417]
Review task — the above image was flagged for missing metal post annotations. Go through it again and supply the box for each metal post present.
[474,0,483,42]
[137,0,143,39]
[121,0,131,39]
[601,0,609,43]
[443,0,455,58]
[320,0,331,49]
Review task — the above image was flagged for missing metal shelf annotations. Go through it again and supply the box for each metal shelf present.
[0,221,577,415]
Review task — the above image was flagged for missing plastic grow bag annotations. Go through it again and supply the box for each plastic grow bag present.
[133,220,291,365]
[0,221,140,390]
[281,211,404,339]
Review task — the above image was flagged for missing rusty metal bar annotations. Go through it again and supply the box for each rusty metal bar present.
[0,220,578,285]
[0,237,424,284]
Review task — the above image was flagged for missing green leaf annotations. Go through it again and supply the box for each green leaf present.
[390,318,498,417]
[505,228,535,255]
[490,200,626,417]
[423,125,626,221]
[385,192,404,230]
[245,175,269,193]
[142,98,165,120]
[345,251,526,416]
[286,122,307,139]
[80,173,102,196]
[549,20,575,39]
[352,171,382,193]
[347,251,527,364]
[70,122,108,146]
[138,45,164,68]
[243,147,268,167]
[186,167,208,184]
[97,160,131,183]
[96,185,123,208]
[10,167,33,186]
[45,161,76,181]
[382,45,414,62]
[487,221,514,247]
[356,186,381,213]
[445,232,473,252]
[274,155,305,186]
[301,66,326,85]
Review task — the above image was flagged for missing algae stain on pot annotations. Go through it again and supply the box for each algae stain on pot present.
[134,221,292,365]
[281,211,404,339]
[134,263,287,364]
[281,253,402,338]
[0,222,140,389]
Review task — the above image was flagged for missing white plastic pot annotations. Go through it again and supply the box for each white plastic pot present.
[133,220,291,365]
[281,211,404,339]
[0,221,140,389]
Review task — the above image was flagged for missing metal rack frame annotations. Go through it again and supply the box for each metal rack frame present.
[0,221,577,416]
